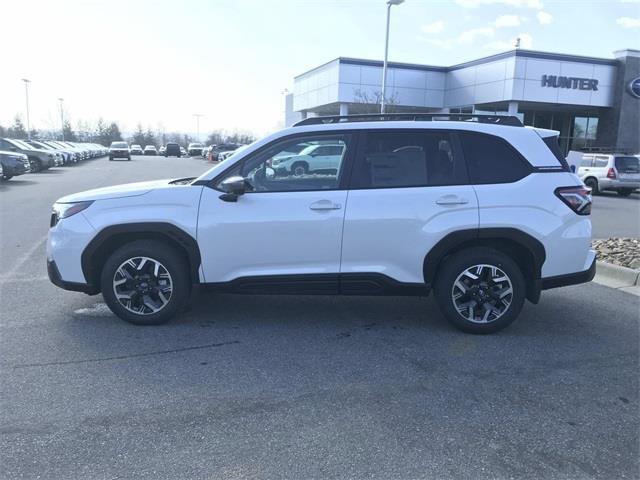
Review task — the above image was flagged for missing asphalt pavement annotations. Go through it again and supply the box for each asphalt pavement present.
[590,191,640,239]
[0,155,638,479]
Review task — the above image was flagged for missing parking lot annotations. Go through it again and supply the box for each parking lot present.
[0,156,638,479]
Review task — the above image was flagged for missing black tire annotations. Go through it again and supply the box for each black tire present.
[100,240,190,325]
[584,177,599,195]
[617,188,633,197]
[434,247,526,334]
[28,157,42,172]
[291,162,308,176]
[2,175,12,180]
[109,157,113,161]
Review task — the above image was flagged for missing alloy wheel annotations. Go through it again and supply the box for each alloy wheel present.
[112,256,173,315]
[451,264,513,324]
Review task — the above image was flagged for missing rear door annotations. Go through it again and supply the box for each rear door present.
[592,155,610,180]
[340,128,478,285]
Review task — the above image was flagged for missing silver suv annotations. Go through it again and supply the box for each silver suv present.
[578,153,640,197]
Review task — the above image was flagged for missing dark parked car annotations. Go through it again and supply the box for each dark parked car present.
[207,143,241,161]
[109,141,130,161]
[164,142,181,157]
[0,150,31,180]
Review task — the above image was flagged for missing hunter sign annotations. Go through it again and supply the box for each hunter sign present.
[541,75,599,91]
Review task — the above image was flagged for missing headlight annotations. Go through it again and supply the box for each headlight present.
[51,201,93,226]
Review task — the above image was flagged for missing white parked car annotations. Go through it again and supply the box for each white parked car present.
[576,153,640,196]
[47,114,595,333]
[143,145,158,156]
[271,143,345,176]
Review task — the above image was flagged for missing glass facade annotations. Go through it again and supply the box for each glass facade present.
[521,111,599,155]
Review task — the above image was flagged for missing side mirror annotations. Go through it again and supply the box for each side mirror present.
[219,176,246,202]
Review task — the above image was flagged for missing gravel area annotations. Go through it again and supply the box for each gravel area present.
[593,238,640,270]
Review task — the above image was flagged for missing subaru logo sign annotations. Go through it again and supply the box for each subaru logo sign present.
[629,77,640,99]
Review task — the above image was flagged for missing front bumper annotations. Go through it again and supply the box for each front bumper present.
[541,254,597,290]
[1,162,30,176]
[47,259,98,294]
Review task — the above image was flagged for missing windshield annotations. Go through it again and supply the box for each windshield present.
[111,142,128,148]
[615,156,640,173]
[12,139,34,150]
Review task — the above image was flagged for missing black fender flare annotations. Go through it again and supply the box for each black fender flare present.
[423,228,546,303]
[81,222,201,288]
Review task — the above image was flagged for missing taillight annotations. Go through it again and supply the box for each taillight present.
[555,186,592,215]
[607,168,616,179]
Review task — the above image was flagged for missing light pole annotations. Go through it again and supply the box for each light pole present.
[21,78,31,139]
[58,98,65,141]
[380,0,404,114]
[193,114,203,142]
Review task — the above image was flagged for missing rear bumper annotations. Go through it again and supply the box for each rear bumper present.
[541,255,596,290]
[600,179,640,190]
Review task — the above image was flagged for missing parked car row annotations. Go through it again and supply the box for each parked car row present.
[110,142,191,159]
[0,138,108,180]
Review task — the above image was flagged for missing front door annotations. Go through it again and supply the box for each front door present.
[197,133,354,288]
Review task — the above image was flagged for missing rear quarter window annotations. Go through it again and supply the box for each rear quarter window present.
[615,156,639,173]
[458,132,532,184]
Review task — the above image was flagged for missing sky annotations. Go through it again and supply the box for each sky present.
[1,0,638,138]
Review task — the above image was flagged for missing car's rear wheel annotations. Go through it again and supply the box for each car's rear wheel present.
[584,177,599,195]
[100,240,190,325]
[434,247,525,334]
[618,188,633,197]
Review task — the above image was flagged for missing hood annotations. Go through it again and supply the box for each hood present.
[56,178,175,203]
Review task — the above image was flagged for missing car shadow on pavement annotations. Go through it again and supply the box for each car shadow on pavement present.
[0,179,39,187]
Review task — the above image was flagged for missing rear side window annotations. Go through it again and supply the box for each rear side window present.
[351,130,466,189]
[541,136,570,170]
[594,156,609,167]
[615,156,640,173]
[459,132,531,184]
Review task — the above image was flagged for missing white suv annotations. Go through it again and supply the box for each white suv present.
[47,115,595,333]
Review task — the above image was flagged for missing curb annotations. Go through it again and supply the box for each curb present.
[593,260,640,295]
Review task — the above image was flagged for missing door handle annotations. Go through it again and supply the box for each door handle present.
[436,195,469,206]
[309,200,342,211]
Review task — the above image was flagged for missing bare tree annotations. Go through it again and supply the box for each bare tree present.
[353,89,400,114]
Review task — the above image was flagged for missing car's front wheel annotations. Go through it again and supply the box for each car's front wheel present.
[100,240,190,325]
[618,188,633,197]
[434,247,525,334]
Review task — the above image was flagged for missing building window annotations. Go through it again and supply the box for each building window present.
[570,116,599,151]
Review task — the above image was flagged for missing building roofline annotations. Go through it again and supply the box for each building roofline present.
[294,48,622,79]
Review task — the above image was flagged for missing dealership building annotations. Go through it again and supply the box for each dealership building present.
[285,48,640,154]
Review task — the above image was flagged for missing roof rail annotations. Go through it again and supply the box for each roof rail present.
[293,113,523,127]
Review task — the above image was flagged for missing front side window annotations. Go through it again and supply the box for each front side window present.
[219,134,351,192]
[351,130,464,189]
[459,132,531,184]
